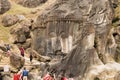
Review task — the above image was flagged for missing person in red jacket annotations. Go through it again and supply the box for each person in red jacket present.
[17,70,22,80]
[43,69,57,80]
[19,46,25,57]
[13,73,18,80]
[13,72,22,80]
[61,77,68,80]
[43,73,53,80]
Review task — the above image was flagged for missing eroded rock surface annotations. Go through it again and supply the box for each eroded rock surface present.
[10,53,25,69]
[2,14,19,27]
[0,0,11,14]
[32,0,114,79]
[17,0,47,8]
[10,20,31,46]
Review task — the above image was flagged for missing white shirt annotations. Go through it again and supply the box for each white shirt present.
[4,65,9,72]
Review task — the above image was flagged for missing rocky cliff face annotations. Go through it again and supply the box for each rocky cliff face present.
[34,0,113,60]
[1,0,120,80]
[32,0,117,79]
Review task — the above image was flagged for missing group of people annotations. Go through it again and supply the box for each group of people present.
[5,44,33,63]
[19,46,33,63]
[3,44,33,80]
[2,44,74,80]
[13,69,74,80]
[43,69,74,80]
[43,73,74,80]
[0,66,28,80]
[13,67,28,80]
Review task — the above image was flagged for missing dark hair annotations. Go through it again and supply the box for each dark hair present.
[69,73,74,78]
[61,78,63,80]
[24,67,26,70]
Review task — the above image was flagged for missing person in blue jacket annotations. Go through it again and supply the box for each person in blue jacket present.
[22,67,28,80]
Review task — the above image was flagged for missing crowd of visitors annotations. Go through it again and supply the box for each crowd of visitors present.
[0,44,74,80]
[13,67,28,80]
[0,44,33,80]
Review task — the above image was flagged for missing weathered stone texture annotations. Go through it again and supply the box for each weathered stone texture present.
[32,0,114,79]
[2,14,19,27]
[10,53,25,69]
[17,0,47,8]
[10,20,31,43]
[0,0,11,14]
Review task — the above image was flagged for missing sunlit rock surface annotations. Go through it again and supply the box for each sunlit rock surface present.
[0,0,11,14]
[31,0,119,79]
[2,14,19,27]
[17,0,47,8]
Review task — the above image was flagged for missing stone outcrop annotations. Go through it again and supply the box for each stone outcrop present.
[17,0,47,8]
[22,39,31,49]
[2,14,19,27]
[26,49,51,62]
[0,0,11,14]
[32,0,114,79]
[10,53,25,69]
[10,20,31,49]
[31,27,46,55]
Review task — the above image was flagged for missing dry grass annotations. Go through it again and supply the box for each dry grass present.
[0,0,56,43]
[0,1,32,43]
[6,1,31,15]
[0,25,11,42]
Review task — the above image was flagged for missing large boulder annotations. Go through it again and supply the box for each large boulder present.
[27,49,51,62]
[0,44,6,52]
[0,0,11,14]
[10,20,31,43]
[22,39,31,49]
[17,0,47,8]
[10,53,25,69]
[2,14,19,27]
